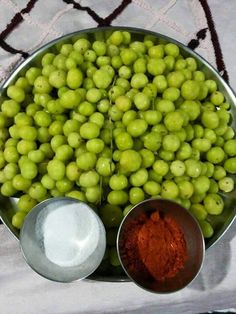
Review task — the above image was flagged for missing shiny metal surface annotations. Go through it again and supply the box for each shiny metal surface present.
[117,199,205,293]
[0,26,235,282]
[20,197,106,282]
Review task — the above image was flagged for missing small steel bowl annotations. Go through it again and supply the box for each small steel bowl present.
[117,198,205,293]
[20,197,106,282]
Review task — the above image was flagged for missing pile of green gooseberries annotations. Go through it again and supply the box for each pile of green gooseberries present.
[0,29,236,274]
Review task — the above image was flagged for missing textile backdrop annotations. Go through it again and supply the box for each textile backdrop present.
[0,0,236,313]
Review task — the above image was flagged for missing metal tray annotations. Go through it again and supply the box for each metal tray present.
[0,26,236,282]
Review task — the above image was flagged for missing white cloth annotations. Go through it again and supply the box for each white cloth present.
[0,223,236,314]
[0,0,236,313]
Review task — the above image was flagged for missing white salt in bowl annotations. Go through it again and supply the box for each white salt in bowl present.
[20,197,106,282]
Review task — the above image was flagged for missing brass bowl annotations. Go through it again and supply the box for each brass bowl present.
[0,26,236,282]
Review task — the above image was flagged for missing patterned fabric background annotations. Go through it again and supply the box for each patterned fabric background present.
[0,1,236,313]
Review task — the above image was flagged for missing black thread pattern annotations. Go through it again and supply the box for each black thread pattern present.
[188,28,207,50]
[62,0,132,26]
[0,0,38,58]
[198,0,229,82]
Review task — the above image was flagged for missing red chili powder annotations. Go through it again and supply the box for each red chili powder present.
[119,211,188,282]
